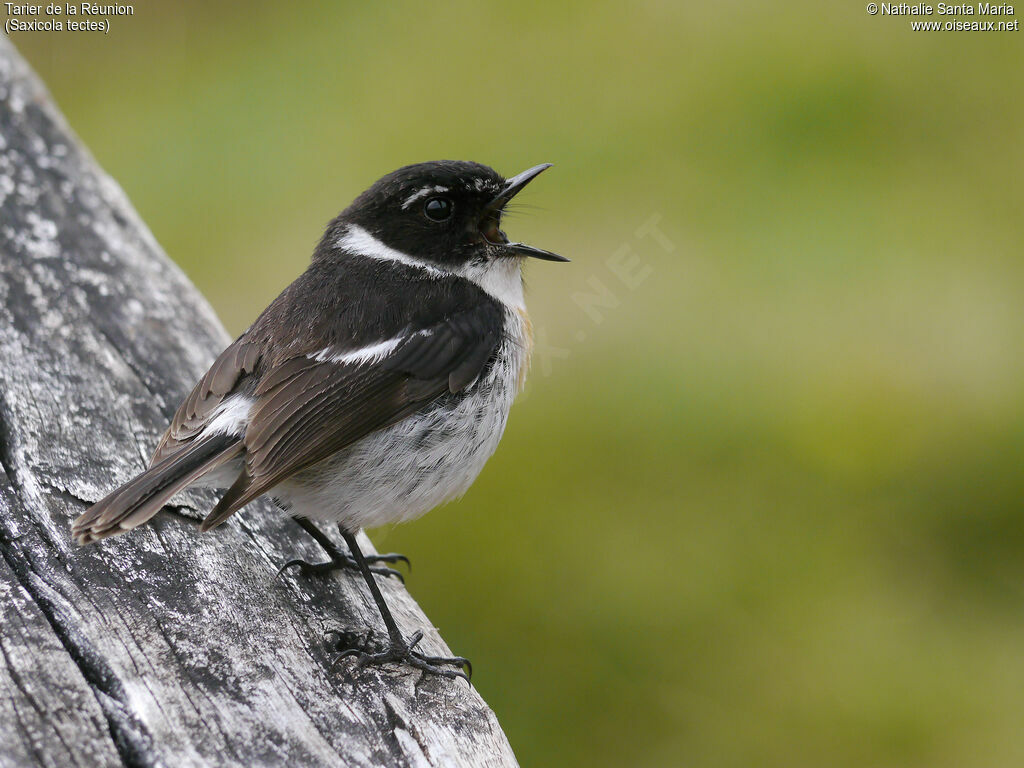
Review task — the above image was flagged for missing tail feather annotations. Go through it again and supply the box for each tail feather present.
[72,436,244,544]
[199,467,254,532]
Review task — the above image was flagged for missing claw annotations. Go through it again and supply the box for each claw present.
[276,557,404,583]
[330,647,365,670]
[276,558,307,579]
[354,653,374,670]
[371,552,411,571]
[329,630,472,684]
[406,630,425,651]
[412,650,472,681]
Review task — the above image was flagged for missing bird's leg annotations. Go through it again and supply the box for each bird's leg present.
[332,531,471,683]
[277,517,409,582]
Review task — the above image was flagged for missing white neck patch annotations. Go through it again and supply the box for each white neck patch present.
[336,225,444,277]
[336,224,525,310]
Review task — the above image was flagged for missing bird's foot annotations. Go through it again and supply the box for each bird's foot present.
[277,551,409,583]
[330,629,471,683]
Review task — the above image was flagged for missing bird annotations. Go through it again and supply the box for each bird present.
[71,160,567,681]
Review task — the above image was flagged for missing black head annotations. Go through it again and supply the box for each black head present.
[331,160,566,268]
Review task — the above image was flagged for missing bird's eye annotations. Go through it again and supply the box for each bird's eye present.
[423,197,453,221]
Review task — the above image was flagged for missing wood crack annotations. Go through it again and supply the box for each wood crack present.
[0,36,518,768]
[0,512,160,768]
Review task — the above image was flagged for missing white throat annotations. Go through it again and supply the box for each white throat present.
[458,256,525,311]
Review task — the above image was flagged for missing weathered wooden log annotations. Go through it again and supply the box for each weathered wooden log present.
[0,38,518,768]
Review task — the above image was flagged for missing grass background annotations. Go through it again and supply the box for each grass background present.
[11,2,1024,765]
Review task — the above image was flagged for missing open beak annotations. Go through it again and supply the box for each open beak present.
[483,163,569,262]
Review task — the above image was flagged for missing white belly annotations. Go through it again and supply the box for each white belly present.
[272,311,529,531]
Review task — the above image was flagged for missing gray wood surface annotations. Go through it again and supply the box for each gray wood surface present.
[0,38,518,768]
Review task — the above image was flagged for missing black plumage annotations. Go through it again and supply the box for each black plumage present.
[73,256,505,541]
[71,160,565,681]
[72,160,538,544]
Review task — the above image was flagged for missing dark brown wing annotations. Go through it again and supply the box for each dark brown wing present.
[151,337,262,465]
[73,337,261,543]
[199,304,503,530]
[72,435,244,544]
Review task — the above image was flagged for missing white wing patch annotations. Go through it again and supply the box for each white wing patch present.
[204,395,255,437]
[272,309,529,531]
[310,336,403,366]
[309,329,435,367]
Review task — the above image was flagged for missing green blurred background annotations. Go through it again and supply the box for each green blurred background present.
[11,2,1024,765]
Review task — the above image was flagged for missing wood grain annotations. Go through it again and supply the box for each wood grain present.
[0,38,518,768]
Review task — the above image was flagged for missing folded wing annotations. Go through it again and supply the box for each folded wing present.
[200,302,503,530]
